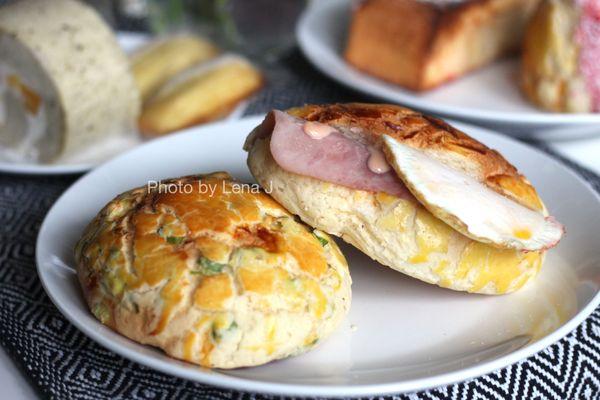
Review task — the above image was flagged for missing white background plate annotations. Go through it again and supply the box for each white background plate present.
[0,32,246,175]
[296,0,600,140]
[37,116,600,397]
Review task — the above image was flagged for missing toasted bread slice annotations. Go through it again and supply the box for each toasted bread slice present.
[345,0,539,90]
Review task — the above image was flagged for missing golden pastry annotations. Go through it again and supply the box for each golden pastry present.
[245,103,564,294]
[139,55,263,137]
[75,172,351,368]
[131,35,219,103]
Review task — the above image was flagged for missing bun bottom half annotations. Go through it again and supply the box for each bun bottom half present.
[248,137,544,295]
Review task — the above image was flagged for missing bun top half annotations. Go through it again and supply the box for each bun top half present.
[286,103,544,213]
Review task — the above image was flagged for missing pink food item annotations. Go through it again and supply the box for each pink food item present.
[267,110,411,198]
[577,0,600,111]
[521,0,600,112]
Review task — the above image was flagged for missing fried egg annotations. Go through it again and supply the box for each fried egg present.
[382,135,564,251]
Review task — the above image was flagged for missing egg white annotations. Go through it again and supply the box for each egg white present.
[382,135,564,251]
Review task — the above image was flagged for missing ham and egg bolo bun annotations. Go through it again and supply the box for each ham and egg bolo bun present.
[245,103,564,295]
[75,172,351,369]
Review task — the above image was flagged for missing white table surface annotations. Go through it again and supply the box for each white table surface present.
[0,346,39,399]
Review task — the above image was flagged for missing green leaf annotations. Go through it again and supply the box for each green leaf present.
[195,257,227,275]
[108,247,120,260]
[211,324,221,341]
[312,231,328,247]
[211,320,238,342]
[108,276,125,297]
[166,236,185,245]
[92,303,111,324]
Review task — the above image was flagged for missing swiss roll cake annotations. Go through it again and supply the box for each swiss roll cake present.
[0,0,140,162]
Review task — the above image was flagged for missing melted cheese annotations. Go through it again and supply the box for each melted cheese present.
[303,121,336,139]
[302,278,328,318]
[183,332,197,362]
[456,242,542,293]
[199,329,214,366]
[376,198,416,231]
[194,274,233,310]
[239,266,283,295]
[409,207,452,264]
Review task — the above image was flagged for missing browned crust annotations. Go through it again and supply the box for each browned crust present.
[74,172,350,368]
[139,78,264,137]
[286,103,544,211]
[344,0,539,91]
[345,0,438,91]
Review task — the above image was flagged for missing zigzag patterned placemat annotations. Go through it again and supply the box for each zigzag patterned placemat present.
[0,49,599,400]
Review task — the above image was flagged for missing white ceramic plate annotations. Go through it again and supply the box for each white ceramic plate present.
[37,116,600,397]
[0,32,247,175]
[296,0,600,140]
[549,135,600,177]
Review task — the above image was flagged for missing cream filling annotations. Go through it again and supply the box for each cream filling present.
[0,63,47,162]
[367,146,391,174]
[303,121,336,139]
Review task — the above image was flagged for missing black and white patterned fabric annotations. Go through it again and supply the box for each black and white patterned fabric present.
[0,49,599,400]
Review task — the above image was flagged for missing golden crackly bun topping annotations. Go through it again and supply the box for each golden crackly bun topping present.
[280,104,562,251]
[287,103,545,212]
[74,172,350,368]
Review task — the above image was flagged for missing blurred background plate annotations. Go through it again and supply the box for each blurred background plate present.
[296,0,600,140]
[37,116,600,397]
[0,32,247,175]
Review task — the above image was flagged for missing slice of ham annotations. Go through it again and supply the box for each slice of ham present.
[267,110,412,198]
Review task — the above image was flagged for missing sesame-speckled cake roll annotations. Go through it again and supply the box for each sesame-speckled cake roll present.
[0,0,140,162]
